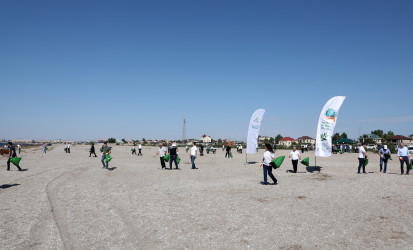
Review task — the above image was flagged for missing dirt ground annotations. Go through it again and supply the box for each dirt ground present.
[1,144,412,249]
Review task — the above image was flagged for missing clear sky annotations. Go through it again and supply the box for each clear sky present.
[1,0,412,141]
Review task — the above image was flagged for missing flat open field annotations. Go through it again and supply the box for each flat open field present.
[1,144,412,249]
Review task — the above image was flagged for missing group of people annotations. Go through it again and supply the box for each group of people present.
[357,142,411,175]
[131,143,143,156]
[155,141,199,170]
[332,144,352,154]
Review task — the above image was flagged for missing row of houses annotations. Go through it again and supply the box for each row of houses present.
[360,134,413,145]
[259,136,316,147]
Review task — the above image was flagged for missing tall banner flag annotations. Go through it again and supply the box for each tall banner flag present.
[247,109,265,154]
[316,96,346,157]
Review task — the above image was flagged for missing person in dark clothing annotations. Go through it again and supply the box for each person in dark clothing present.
[89,144,97,157]
[200,144,204,156]
[225,145,231,158]
[262,144,277,185]
[7,142,22,171]
[169,143,179,169]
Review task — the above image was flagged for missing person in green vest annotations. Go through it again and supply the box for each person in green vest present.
[101,142,111,169]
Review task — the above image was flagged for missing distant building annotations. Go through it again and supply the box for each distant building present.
[297,136,315,144]
[359,134,382,144]
[278,137,296,146]
[387,135,413,145]
[200,134,212,143]
[258,136,272,142]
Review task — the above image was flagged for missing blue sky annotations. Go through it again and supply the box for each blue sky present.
[1,0,412,141]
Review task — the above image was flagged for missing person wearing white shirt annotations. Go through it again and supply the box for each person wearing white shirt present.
[357,143,367,174]
[64,143,68,153]
[190,142,198,169]
[155,143,167,169]
[67,143,71,153]
[138,143,142,156]
[289,147,301,173]
[239,145,243,154]
[397,143,410,175]
[262,144,277,185]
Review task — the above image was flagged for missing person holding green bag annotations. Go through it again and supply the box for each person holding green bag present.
[7,142,22,171]
[101,142,111,169]
[168,142,179,170]
[155,143,167,169]
[397,143,410,175]
[190,142,198,169]
[262,144,277,185]
[357,143,367,174]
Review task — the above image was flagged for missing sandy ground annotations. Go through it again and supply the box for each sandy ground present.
[1,144,412,249]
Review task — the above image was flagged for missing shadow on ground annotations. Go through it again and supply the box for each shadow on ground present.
[0,184,20,189]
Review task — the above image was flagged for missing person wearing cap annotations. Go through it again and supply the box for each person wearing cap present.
[155,143,167,169]
[397,143,410,175]
[169,142,179,169]
[357,143,368,174]
[289,146,301,173]
[101,142,111,169]
[7,142,22,171]
[378,145,391,173]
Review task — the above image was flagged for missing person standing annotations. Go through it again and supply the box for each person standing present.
[262,144,277,185]
[289,146,301,173]
[349,144,352,153]
[186,146,189,153]
[89,144,97,157]
[190,142,198,169]
[43,143,47,154]
[357,143,368,174]
[378,145,391,173]
[397,143,410,175]
[67,143,71,153]
[169,142,179,169]
[225,145,231,158]
[138,143,142,156]
[301,145,305,153]
[155,143,167,169]
[64,143,68,153]
[200,144,204,156]
[101,142,111,169]
[132,145,137,155]
[239,144,243,154]
[7,142,22,171]
[222,145,225,151]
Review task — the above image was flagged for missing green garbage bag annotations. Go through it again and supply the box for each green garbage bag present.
[230,153,233,158]
[131,148,135,152]
[10,157,22,167]
[410,159,413,170]
[365,158,368,166]
[164,154,170,162]
[340,150,343,154]
[271,156,285,169]
[105,154,112,163]
[177,155,181,164]
[301,157,309,167]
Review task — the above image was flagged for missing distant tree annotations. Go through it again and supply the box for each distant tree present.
[107,138,116,143]
[332,133,340,141]
[340,132,348,138]
[121,138,127,144]
[363,138,375,144]
[269,137,274,144]
[371,130,384,138]
[218,139,222,144]
[383,131,394,140]
[275,134,283,144]
[142,138,147,145]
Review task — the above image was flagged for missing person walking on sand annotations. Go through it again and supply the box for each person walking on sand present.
[190,142,198,169]
[225,145,231,158]
[17,144,21,154]
[289,146,301,173]
[43,143,47,154]
[349,144,352,153]
[378,145,391,173]
[262,143,277,185]
[7,142,22,171]
[397,143,410,175]
[169,142,179,169]
[89,143,97,157]
[131,145,137,155]
[357,143,368,174]
[101,142,111,169]
[239,144,243,154]
[155,143,167,169]
[64,143,68,153]
[138,143,142,156]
